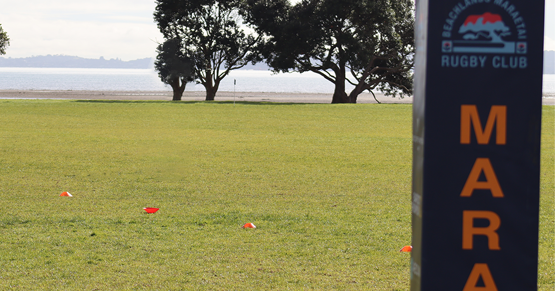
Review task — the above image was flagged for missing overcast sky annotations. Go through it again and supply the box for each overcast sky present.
[0,0,553,61]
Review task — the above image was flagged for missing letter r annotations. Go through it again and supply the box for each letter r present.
[463,211,501,250]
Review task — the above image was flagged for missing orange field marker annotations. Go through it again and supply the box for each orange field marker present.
[400,245,413,252]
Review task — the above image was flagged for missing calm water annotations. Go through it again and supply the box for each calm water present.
[0,67,553,93]
[0,68,346,93]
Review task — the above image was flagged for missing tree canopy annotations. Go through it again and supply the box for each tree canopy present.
[243,0,414,103]
[0,24,9,55]
[155,38,195,101]
[154,0,262,101]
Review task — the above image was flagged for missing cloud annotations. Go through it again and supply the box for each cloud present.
[1,0,553,59]
[0,0,163,60]
[546,36,555,51]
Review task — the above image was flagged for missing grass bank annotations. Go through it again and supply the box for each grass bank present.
[0,100,552,290]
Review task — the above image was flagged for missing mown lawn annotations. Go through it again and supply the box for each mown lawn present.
[0,100,552,290]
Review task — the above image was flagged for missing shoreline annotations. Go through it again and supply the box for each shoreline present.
[0,90,412,104]
[0,90,554,105]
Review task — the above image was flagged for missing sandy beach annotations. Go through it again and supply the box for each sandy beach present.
[0,90,554,105]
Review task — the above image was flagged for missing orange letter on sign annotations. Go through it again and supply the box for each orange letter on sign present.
[460,158,504,198]
[461,105,507,145]
[463,263,498,291]
[463,211,501,250]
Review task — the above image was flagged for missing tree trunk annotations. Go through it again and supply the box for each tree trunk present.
[203,75,220,101]
[349,83,367,104]
[331,67,352,103]
[169,77,186,101]
[205,87,217,101]
[331,87,349,103]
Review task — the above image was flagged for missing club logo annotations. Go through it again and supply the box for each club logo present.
[441,0,528,69]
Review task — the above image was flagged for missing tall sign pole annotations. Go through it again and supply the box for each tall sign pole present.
[412,0,545,290]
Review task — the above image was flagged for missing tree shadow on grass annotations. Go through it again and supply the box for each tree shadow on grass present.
[72,100,331,106]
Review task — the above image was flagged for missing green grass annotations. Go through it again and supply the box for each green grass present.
[0,100,552,290]
[539,105,555,290]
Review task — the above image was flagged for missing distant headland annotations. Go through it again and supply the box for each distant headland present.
[0,53,552,72]
[545,51,554,74]
[0,54,270,70]
[0,55,154,69]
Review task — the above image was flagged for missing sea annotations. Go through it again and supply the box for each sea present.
[0,67,554,94]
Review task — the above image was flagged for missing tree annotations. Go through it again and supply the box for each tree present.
[243,0,414,103]
[154,0,262,101]
[155,38,195,101]
[459,13,510,42]
[0,24,9,55]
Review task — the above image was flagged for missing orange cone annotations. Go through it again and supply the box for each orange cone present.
[242,223,256,229]
[60,192,73,197]
[400,245,412,252]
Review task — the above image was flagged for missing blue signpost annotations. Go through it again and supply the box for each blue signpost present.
[412,0,544,290]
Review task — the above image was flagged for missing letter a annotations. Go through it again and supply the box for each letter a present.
[460,158,504,197]
[463,263,498,291]
[461,105,506,145]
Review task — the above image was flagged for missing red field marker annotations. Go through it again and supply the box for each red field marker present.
[143,207,159,214]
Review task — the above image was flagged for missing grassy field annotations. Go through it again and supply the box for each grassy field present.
[0,100,552,290]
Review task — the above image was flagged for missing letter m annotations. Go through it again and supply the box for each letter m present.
[461,105,507,145]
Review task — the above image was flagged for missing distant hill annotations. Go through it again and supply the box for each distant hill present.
[241,62,270,71]
[545,51,554,74]
[0,55,154,69]
[0,54,271,70]
[5,52,549,72]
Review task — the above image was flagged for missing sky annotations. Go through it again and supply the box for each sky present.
[0,0,554,61]
[0,0,163,61]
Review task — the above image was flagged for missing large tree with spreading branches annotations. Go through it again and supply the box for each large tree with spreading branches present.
[243,0,414,103]
[155,38,195,101]
[154,0,262,101]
